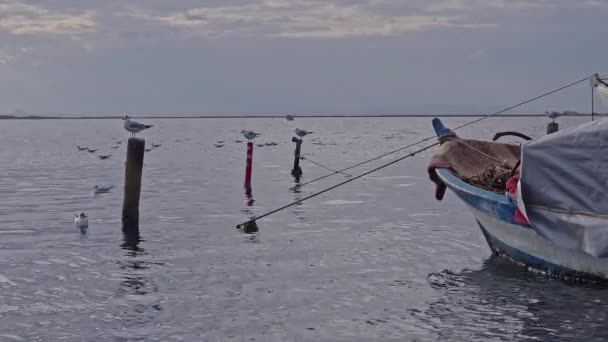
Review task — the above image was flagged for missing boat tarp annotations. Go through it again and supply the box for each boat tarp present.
[520,118,608,257]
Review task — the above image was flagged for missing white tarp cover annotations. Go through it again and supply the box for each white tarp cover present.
[520,118,608,257]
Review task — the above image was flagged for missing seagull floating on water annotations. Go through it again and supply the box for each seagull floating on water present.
[214,143,224,148]
[241,130,261,141]
[123,115,154,138]
[77,145,88,151]
[151,143,162,148]
[74,213,88,228]
[94,185,114,194]
[87,148,97,153]
[285,114,295,121]
[98,154,111,160]
[295,128,313,138]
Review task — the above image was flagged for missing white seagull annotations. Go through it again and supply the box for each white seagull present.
[123,115,154,138]
[294,128,313,138]
[241,130,261,141]
[74,213,88,228]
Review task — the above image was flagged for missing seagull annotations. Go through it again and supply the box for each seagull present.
[94,185,114,194]
[77,145,88,151]
[87,148,97,153]
[295,128,313,138]
[123,115,154,138]
[213,143,224,148]
[285,114,295,121]
[545,111,563,123]
[235,139,244,143]
[151,143,162,148]
[241,130,261,141]
[98,154,111,160]
[74,213,88,228]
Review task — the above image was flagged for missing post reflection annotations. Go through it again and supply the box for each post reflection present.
[244,185,255,206]
[116,241,163,328]
[239,186,259,237]
[122,222,142,251]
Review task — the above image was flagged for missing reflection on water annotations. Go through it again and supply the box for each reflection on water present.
[2,117,601,340]
[115,246,163,340]
[423,256,608,341]
[244,185,255,206]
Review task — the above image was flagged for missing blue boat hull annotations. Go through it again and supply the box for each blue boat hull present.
[435,168,608,282]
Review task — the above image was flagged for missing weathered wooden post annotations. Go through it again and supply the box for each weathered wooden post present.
[291,137,303,179]
[122,138,145,247]
[245,142,253,187]
[547,122,559,134]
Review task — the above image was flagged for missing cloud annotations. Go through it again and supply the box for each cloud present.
[130,0,489,39]
[0,2,95,36]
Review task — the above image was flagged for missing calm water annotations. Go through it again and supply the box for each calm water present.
[2,117,608,341]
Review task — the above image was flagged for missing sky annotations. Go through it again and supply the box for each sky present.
[0,0,606,116]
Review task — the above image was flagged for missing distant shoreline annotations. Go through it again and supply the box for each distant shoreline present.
[1,114,605,120]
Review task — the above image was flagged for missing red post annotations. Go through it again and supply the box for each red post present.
[245,142,253,187]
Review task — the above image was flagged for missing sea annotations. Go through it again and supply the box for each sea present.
[2,116,607,341]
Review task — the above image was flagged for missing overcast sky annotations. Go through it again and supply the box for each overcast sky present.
[0,0,606,116]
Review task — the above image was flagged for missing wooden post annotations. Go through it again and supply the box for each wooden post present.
[547,122,559,134]
[245,142,253,187]
[291,137,303,179]
[122,138,145,247]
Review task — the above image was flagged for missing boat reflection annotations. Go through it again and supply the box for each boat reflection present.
[421,256,608,341]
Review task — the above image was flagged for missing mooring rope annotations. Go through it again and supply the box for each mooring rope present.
[236,75,590,229]
[236,142,439,230]
[290,76,591,191]
[299,155,352,176]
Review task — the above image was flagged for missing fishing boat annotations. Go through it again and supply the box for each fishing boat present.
[428,116,608,282]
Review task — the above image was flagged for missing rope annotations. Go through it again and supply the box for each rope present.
[300,155,352,176]
[236,142,438,229]
[236,75,590,229]
[290,76,590,191]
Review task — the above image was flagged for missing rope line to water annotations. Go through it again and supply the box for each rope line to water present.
[237,75,590,228]
[236,142,439,229]
[300,155,352,176]
[289,76,591,191]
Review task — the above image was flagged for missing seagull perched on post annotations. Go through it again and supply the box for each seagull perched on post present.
[241,130,261,141]
[545,111,562,123]
[123,115,154,138]
[294,128,313,138]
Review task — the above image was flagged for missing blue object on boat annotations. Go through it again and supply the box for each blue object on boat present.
[432,117,451,137]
